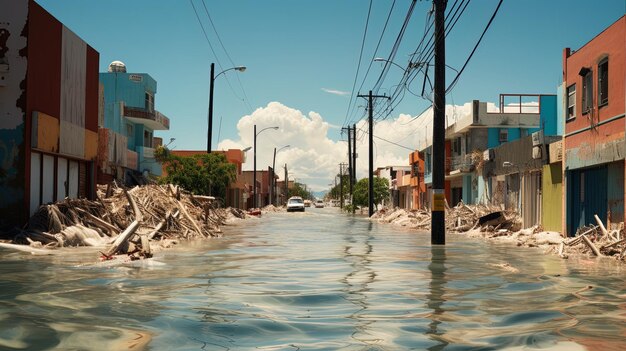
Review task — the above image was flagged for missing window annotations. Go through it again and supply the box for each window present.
[581,70,593,114]
[453,137,461,155]
[144,130,153,147]
[598,58,608,106]
[499,129,508,143]
[567,84,576,120]
[145,92,154,112]
[126,123,133,137]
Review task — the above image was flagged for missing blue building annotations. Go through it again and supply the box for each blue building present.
[98,61,170,183]
[419,93,558,212]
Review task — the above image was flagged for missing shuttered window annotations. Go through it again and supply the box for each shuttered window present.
[598,58,608,107]
[567,84,576,120]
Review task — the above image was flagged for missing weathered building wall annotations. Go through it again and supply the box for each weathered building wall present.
[563,16,625,235]
[0,0,99,227]
[0,0,29,227]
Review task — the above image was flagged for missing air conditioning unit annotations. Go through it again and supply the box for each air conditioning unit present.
[532,145,542,159]
[531,130,544,146]
[483,149,494,161]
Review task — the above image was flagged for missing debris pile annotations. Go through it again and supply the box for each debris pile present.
[7,184,246,259]
[372,203,625,262]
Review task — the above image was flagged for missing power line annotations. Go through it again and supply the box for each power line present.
[343,0,373,129]
[446,0,503,94]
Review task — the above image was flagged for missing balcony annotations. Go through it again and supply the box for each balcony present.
[447,154,476,178]
[124,106,170,131]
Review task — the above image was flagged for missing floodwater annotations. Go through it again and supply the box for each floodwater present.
[1,207,625,350]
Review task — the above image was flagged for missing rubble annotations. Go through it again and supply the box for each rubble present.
[372,202,626,262]
[4,183,250,260]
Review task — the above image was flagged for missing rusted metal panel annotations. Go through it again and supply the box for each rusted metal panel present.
[84,45,99,132]
[25,0,62,121]
[60,26,86,128]
[84,129,97,160]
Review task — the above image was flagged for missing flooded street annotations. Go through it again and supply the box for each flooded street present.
[1,208,625,350]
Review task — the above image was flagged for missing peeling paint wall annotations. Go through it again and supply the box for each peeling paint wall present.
[0,0,28,228]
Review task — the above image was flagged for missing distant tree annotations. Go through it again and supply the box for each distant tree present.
[352,177,389,209]
[289,182,313,200]
[155,146,236,199]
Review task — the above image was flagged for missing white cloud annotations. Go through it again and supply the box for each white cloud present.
[217,101,497,192]
[321,88,350,96]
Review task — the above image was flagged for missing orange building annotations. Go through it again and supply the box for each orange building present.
[562,16,625,235]
[409,151,426,210]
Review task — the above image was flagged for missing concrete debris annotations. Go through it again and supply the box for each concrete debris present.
[372,204,625,262]
[4,184,249,260]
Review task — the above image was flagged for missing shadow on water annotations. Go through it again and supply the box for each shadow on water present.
[426,245,448,351]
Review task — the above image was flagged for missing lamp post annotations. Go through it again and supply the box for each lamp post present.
[272,144,290,206]
[208,63,246,153]
[253,125,279,208]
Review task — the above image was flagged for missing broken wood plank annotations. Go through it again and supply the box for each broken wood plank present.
[75,207,118,236]
[594,214,608,237]
[104,189,143,257]
[581,234,602,257]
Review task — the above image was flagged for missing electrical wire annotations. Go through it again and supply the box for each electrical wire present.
[343,0,373,129]
[446,0,503,94]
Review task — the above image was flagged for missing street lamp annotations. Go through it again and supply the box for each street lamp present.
[253,125,279,208]
[272,144,290,206]
[208,63,246,153]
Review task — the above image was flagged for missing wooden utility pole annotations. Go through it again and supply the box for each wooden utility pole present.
[342,126,354,208]
[339,163,344,209]
[358,91,389,217]
[432,0,447,245]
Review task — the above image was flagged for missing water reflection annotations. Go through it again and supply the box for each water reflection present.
[341,218,377,345]
[426,246,448,350]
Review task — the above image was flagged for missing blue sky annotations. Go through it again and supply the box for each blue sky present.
[36,0,625,190]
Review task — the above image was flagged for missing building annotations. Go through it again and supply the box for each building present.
[562,16,625,235]
[408,150,425,210]
[420,94,557,208]
[375,166,411,208]
[481,132,561,228]
[161,149,250,209]
[98,62,170,184]
[0,0,99,228]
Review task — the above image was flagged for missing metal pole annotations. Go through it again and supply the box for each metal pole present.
[208,63,214,153]
[368,90,374,217]
[347,126,353,207]
[272,147,277,206]
[432,0,446,245]
[253,124,257,208]
[284,163,288,203]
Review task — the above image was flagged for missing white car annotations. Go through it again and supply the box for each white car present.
[314,200,324,208]
[287,196,305,212]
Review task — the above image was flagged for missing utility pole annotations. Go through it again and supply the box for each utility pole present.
[207,63,215,153]
[284,163,288,203]
[432,0,447,245]
[352,124,357,214]
[342,126,354,208]
[358,91,390,217]
[339,163,344,209]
